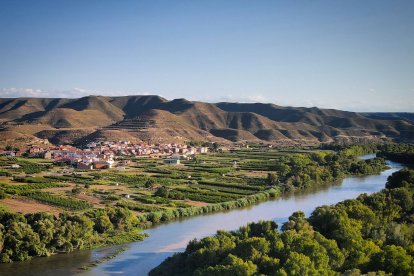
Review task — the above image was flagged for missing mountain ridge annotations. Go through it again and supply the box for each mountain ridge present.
[0,95,413,145]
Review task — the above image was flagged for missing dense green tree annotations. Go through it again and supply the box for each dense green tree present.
[282,252,320,275]
[0,206,143,262]
[194,254,257,276]
[370,245,414,275]
[151,168,414,276]
[386,168,414,189]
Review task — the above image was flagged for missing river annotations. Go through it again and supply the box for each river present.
[0,156,404,276]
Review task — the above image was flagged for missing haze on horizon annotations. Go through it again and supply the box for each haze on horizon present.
[0,0,413,112]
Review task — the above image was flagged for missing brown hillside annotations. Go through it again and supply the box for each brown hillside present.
[0,95,413,144]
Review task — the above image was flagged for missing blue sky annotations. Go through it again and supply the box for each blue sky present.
[0,0,413,112]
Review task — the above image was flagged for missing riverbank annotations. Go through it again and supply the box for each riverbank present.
[134,154,387,229]
[150,165,414,275]
[0,159,402,275]
[0,153,386,264]
[79,159,403,276]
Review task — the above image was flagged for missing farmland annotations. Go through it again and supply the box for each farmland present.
[0,145,390,262]
[0,146,387,221]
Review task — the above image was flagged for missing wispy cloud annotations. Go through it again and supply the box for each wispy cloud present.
[0,87,93,98]
[202,94,271,104]
[0,87,130,98]
[0,87,159,99]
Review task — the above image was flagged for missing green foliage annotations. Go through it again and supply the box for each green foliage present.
[154,186,169,198]
[377,143,414,163]
[0,145,406,266]
[44,174,94,184]
[266,172,279,186]
[168,187,241,203]
[150,169,414,276]
[105,194,121,201]
[138,188,280,226]
[0,189,7,199]
[96,173,149,187]
[270,152,386,192]
[386,168,414,189]
[197,181,264,192]
[0,207,143,262]
[116,200,164,212]
[0,182,63,193]
[370,245,413,275]
[13,160,49,174]
[0,171,11,177]
[22,192,93,211]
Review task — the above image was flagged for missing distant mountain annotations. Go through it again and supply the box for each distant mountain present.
[362,112,414,124]
[0,96,413,145]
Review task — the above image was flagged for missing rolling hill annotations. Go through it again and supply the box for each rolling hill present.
[0,95,413,145]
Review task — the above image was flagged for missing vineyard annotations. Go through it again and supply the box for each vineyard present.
[22,191,93,210]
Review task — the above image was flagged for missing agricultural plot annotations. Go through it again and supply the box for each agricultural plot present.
[0,151,275,215]
[0,147,384,224]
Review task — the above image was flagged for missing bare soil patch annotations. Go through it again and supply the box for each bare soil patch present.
[0,197,61,215]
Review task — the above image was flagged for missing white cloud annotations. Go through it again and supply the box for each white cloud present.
[0,88,50,98]
[0,87,122,98]
[202,94,271,104]
[0,87,86,98]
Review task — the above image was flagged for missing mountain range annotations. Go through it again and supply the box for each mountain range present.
[0,95,413,145]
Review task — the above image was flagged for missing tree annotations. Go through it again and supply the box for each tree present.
[94,214,114,233]
[370,245,414,275]
[283,252,320,275]
[266,173,279,186]
[155,186,169,198]
[232,237,270,262]
[194,254,257,276]
[386,169,414,189]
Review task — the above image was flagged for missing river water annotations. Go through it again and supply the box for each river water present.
[0,156,404,276]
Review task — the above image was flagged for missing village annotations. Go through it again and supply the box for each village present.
[0,139,210,170]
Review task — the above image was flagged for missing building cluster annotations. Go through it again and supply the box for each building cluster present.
[0,140,210,170]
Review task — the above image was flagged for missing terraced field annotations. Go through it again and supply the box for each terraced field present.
[0,146,387,228]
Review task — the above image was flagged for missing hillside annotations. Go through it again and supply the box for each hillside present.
[362,112,414,123]
[0,96,413,145]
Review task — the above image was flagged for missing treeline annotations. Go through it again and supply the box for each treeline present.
[319,143,378,155]
[377,143,414,164]
[136,189,280,226]
[268,151,387,192]
[0,207,145,262]
[150,168,414,276]
[139,148,388,227]
[321,142,414,164]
